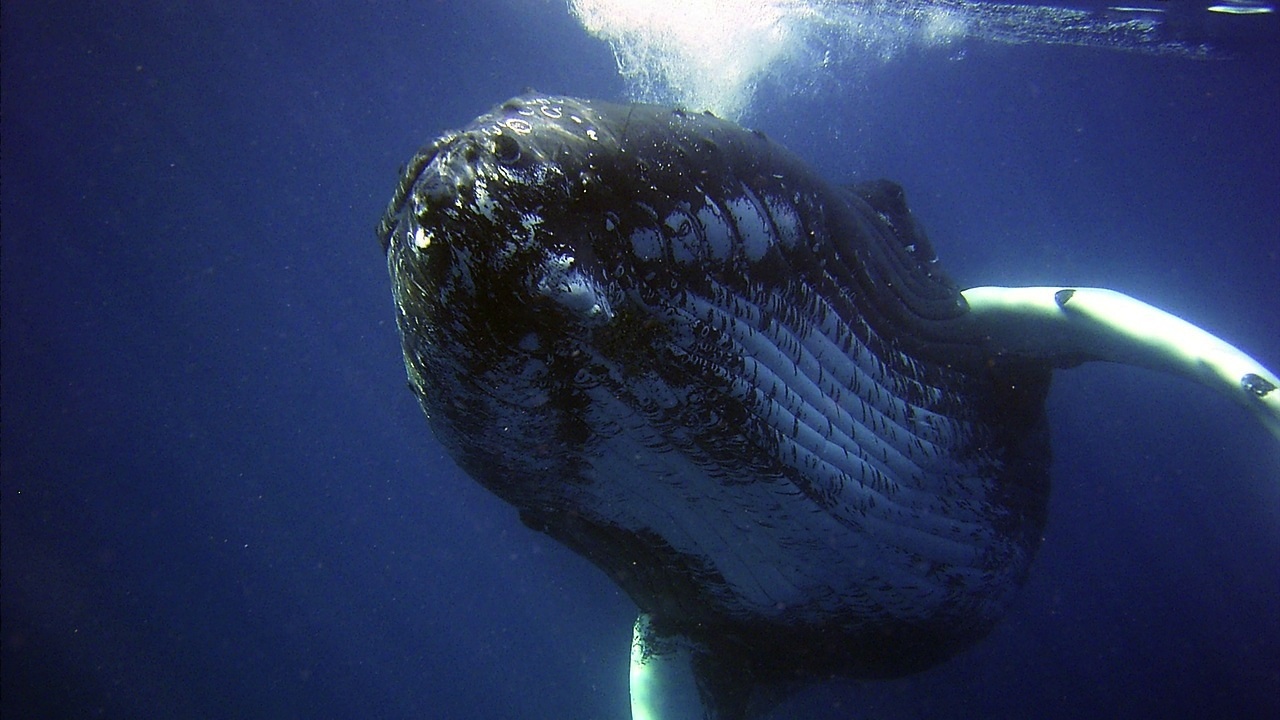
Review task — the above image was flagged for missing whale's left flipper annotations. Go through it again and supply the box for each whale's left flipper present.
[960,286,1280,441]
[630,616,715,720]
[631,615,786,720]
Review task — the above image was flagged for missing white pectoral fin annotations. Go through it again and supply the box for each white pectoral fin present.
[960,286,1280,441]
[629,614,768,720]
[630,615,707,720]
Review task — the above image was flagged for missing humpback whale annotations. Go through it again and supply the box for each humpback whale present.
[377,93,1279,719]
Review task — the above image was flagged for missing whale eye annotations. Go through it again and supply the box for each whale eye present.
[492,133,521,164]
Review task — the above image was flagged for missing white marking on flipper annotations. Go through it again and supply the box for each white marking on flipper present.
[960,286,1280,441]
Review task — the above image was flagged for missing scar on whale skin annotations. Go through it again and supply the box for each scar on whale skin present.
[378,93,1279,720]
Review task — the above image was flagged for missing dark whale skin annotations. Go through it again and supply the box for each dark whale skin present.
[378,93,1051,681]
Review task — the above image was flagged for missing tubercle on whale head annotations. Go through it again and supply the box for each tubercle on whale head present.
[381,94,629,314]
[382,105,584,348]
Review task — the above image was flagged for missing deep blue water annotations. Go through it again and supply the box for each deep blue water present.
[3,2,1278,718]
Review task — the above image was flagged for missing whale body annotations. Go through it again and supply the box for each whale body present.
[377,93,1278,719]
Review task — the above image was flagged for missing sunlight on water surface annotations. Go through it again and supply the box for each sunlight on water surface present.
[569,0,1222,118]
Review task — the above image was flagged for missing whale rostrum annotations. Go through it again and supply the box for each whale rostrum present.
[377,93,1279,719]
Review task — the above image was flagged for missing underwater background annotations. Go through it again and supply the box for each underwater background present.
[3,1,1278,718]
